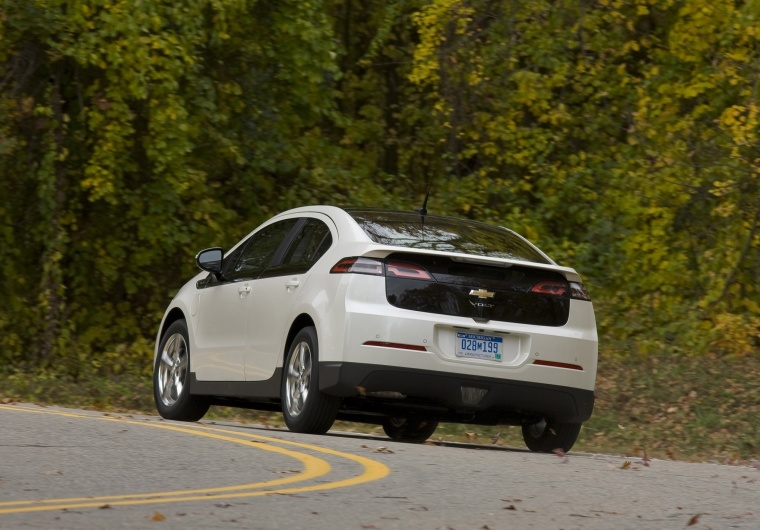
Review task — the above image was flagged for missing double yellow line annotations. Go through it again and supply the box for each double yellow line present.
[0,405,390,515]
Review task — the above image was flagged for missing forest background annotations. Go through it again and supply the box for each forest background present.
[1,0,758,461]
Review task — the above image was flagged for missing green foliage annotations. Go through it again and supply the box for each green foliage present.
[0,0,345,368]
[0,0,758,379]
[407,0,760,357]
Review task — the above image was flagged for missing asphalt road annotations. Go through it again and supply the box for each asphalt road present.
[0,404,757,529]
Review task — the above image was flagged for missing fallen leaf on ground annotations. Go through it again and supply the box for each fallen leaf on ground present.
[150,512,166,522]
[687,513,703,526]
[620,460,632,470]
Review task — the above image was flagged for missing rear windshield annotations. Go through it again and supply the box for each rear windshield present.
[346,209,551,264]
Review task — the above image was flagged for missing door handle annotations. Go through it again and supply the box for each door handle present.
[238,284,251,297]
[285,278,300,291]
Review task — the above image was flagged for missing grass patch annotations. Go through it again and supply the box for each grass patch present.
[0,368,155,412]
[579,354,759,463]
[1,354,757,463]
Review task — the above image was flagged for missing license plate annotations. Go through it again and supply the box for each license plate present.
[455,332,503,361]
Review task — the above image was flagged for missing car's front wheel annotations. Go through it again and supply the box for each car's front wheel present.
[153,319,210,421]
[521,418,582,453]
[382,417,439,442]
[281,326,340,434]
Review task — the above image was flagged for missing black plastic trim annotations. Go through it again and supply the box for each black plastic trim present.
[189,369,282,399]
[319,362,594,423]
[187,364,595,424]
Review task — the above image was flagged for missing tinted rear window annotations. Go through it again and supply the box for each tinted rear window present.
[346,210,551,264]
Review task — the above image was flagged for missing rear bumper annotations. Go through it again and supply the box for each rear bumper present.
[319,362,595,423]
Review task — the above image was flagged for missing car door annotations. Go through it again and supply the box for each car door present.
[193,218,299,381]
[243,217,334,381]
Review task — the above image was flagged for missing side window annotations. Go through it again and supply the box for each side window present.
[226,219,299,281]
[283,219,332,268]
[261,218,333,278]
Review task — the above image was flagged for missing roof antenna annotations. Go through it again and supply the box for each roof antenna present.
[417,179,433,241]
[417,179,433,217]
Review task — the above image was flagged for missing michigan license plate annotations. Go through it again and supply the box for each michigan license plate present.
[455,332,503,361]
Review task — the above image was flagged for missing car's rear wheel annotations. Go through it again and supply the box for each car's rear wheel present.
[281,327,340,434]
[521,418,582,453]
[154,320,210,421]
[382,417,439,442]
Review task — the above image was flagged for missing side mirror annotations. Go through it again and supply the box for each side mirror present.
[196,248,224,277]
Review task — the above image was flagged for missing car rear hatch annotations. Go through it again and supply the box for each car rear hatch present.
[383,252,582,326]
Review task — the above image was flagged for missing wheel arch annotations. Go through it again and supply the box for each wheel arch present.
[160,308,187,340]
[284,313,316,365]
[156,308,188,363]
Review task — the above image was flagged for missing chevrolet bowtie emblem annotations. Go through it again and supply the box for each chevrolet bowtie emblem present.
[469,289,495,299]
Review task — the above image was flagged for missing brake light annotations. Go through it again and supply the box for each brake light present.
[385,262,433,280]
[530,281,568,297]
[330,257,384,275]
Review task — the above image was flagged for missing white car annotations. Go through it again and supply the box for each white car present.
[153,206,598,452]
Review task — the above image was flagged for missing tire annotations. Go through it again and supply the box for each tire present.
[153,320,210,422]
[382,417,439,443]
[281,326,340,434]
[521,418,582,453]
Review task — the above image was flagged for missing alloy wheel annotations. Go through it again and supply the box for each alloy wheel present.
[285,341,312,417]
[157,333,189,407]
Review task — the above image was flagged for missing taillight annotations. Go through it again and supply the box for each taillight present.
[530,281,568,297]
[569,282,591,301]
[330,257,384,275]
[385,261,433,280]
[529,280,591,301]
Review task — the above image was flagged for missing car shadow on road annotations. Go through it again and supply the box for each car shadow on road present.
[202,420,544,454]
